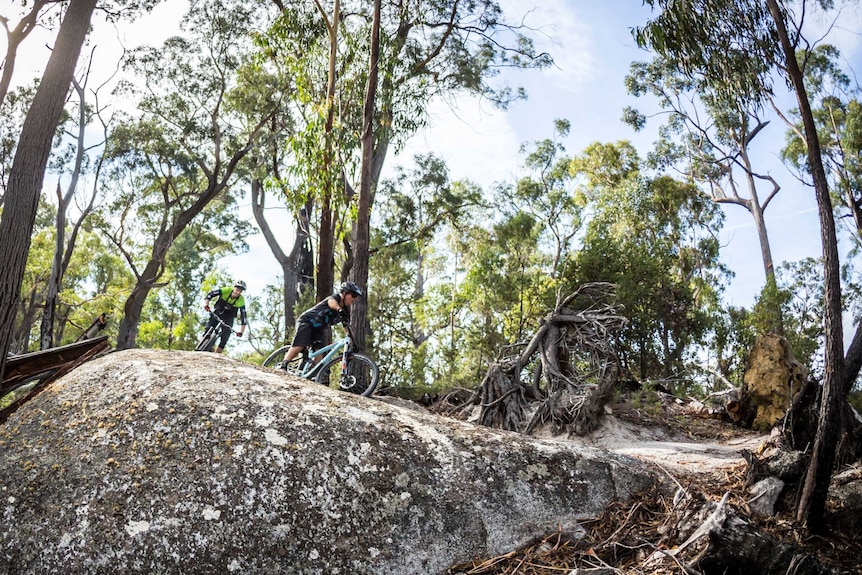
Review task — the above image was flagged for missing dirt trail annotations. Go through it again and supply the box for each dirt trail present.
[580,413,770,478]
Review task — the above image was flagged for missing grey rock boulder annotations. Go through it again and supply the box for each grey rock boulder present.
[0,349,660,574]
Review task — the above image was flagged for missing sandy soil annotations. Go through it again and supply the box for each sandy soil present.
[583,414,769,477]
[572,400,772,480]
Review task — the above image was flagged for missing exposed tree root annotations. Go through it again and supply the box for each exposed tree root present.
[465,282,627,436]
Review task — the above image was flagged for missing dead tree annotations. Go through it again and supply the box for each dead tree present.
[475,283,627,436]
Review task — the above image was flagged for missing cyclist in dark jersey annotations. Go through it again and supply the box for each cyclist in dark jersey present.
[202,280,248,353]
[281,281,363,365]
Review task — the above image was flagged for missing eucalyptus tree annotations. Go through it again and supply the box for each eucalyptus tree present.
[263,0,552,336]
[313,0,343,304]
[635,0,857,533]
[38,55,114,350]
[776,46,860,373]
[248,1,352,335]
[0,0,98,380]
[624,56,784,334]
[348,0,382,354]
[259,1,356,306]
[103,0,285,350]
[782,45,862,248]
[570,141,727,383]
[263,0,344,304]
[454,207,550,374]
[502,119,584,280]
[371,154,483,390]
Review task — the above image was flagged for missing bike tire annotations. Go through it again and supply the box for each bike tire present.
[262,345,303,374]
[315,353,379,397]
[195,328,218,352]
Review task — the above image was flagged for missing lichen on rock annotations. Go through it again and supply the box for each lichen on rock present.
[0,349,660,574]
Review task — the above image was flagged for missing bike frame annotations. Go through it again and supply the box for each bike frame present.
[263,322,377,396]
[296,332,351,379]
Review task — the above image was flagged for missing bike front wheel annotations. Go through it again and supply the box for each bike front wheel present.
[262,345,304,373]
[315,353,379,397]
[195,328,217,352]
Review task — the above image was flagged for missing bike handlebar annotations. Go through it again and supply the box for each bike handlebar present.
[207,311,243,335]
[206,311,230,327]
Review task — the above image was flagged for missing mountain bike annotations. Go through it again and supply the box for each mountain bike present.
[195,313,234,352]
[263,324,379,397]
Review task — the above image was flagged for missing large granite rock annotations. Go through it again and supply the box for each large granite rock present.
[0,349,660,574]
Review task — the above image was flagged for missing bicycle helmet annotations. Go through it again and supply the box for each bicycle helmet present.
[234,280,247,291]
[339,281,363,297]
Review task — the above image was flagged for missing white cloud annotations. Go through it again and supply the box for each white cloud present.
[390,96,522,190]
[8,2,185,92]
[500,0,595,89]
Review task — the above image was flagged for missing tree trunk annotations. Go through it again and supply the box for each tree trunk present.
[0,0,97,380]
[40,76,91,350]
[39,181,66,350]
[767,0,846,533]
[297,201,315,295]
[251,177,300,334]
[350,0,381,352]
[748,186,784,335]
[314,0,340,304]
[116,258,164,351]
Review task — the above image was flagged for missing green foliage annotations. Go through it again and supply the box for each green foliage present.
[849,389,862,414]
[570,141,728,382]
[5,194,132,352]
[634,0,780,108]
[247,280,293,357]
[780,44,862,254]
[509,118,585,278]
[710,305,755,384]
[370,154,485,391]
[749,275,789,336]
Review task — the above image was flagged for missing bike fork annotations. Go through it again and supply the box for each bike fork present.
[339,350,349,380]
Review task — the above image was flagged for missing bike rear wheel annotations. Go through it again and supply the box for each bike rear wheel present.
[262,345,303,374]
[315,353,379,397]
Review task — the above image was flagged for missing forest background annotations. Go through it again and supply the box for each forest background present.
[2,0,862,401]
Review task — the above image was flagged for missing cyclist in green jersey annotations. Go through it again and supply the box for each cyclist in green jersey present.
[202,280,248,353]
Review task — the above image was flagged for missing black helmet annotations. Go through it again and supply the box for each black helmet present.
[339,281,363,297]
[234,280,247,291]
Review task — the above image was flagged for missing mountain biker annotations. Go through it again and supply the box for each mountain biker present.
[281,281,363,366]
[202,280,248,353]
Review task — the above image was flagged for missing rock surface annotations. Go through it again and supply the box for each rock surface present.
[0,349,661,575]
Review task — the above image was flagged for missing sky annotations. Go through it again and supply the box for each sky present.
[389,0,861,310]
[8,0,862,349]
